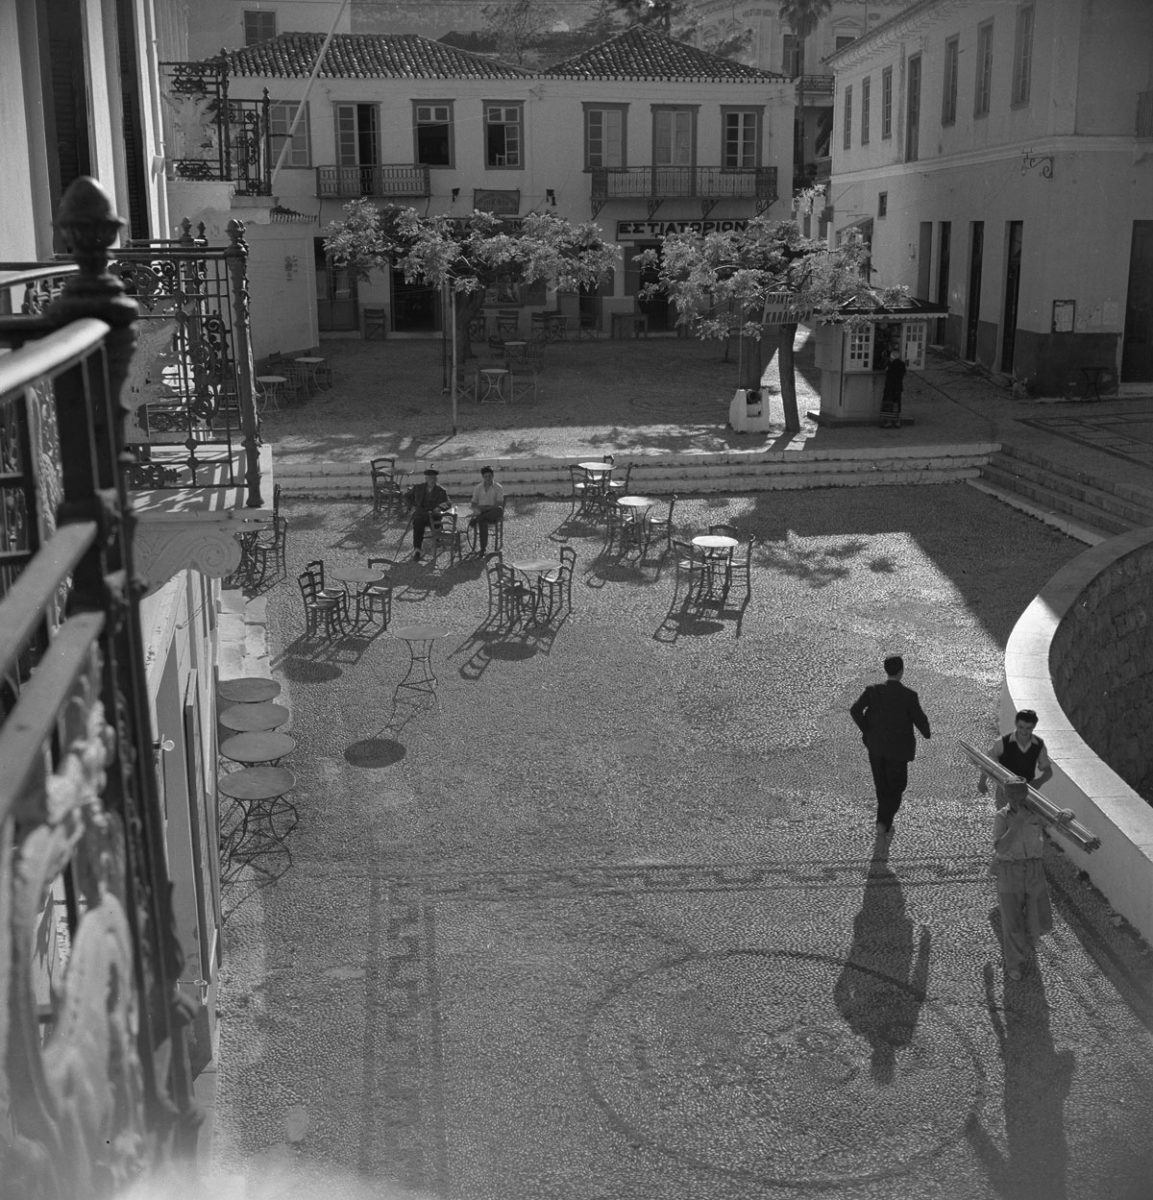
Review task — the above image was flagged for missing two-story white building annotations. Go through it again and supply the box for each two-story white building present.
[186,26,793,345]
[827,0,1153,396]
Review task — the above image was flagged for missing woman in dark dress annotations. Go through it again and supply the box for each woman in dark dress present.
[881,350,906,428]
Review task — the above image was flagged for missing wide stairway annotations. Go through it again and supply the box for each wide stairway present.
[970,443,1153,544]
[275,442,996,502]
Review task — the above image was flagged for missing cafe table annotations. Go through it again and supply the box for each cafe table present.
[478,367,510,404]
[217,765,298,868]
[617,495,656,549]
[218,676,281,704]
[219,701,290,733]
[576,460,614,493]
[220,731,297,766]
[330,563,389,622]
[294,355,328,393]
[390,624,451,700]
[691,534,738,589]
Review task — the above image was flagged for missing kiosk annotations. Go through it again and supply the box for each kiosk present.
[814,299,946,426]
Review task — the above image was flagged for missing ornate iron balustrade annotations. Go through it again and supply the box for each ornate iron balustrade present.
[2,226,262,499]
[162,60,272,196]
[797,74,835,95]
[590,166,778,218]
[0,177,200,1195]
[315,163,432,199]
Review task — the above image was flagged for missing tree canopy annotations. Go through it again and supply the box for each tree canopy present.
[322,199,618,357]
[641,205,907,429]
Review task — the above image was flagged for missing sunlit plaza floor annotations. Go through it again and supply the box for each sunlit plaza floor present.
[205,483,1153,1200]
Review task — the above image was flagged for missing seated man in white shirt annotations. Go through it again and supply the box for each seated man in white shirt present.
[468,466,505,556]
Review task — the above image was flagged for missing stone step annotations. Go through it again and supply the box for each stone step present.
[274,444,998,500]
[981,452,1153,526]
[996,443,1153,509]
[966,479,1107,546]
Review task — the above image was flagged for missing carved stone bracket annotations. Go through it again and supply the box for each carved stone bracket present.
[133,516,252,595]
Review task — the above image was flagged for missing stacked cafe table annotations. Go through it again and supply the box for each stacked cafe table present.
[217,676,296,876]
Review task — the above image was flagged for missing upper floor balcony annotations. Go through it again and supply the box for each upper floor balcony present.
[1,209,270,603]
[590,166,778,219]
[315,164,432,200]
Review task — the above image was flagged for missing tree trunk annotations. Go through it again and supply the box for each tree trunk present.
[778,321,801,432]
[738,332,764,393]
[455,289,487,361]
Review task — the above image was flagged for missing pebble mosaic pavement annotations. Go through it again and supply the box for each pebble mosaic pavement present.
[212,487,1153,1200]
[1018,413,1153,470]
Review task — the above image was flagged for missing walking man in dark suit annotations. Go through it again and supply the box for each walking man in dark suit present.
[850,655,932,838]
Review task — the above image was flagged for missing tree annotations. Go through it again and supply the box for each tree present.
[640,204,906,431]
[593,0,752,60]
[779,0,834,179]
[322,199,618,363]
[479,0,550,65]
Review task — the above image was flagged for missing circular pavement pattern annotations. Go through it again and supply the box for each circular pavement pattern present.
[582,949,986,1187]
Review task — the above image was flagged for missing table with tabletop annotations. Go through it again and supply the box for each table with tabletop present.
[390,624,451,701]
[256,375,288,412]
[218,676,281,704]
[508,557,559,620]
[617,495,656,549]
[219,701,290,733]
[330,563,389,622]
[478,367,510,404]
[691,533,738,591]
[294,356,329,394]
[218,765,298,871]
[577,460,614,494]
[220,731,297,767]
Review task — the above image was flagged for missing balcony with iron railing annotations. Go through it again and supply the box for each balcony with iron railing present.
[590,165,778,218]
[315,164,432,200]
[0,176,204,1189]
[1,217,271,602]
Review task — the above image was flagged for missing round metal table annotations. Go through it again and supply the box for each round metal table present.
[219,701,290,733]
[390,624,451,700]
[217,765,298,869]
[220,731,297,766]
[218,676,281,704]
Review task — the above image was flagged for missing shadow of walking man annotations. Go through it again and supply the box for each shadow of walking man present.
[833,858,931,1084]
[966,960,1074,1199]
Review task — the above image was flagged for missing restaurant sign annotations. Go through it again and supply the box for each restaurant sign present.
[616,218,751,240]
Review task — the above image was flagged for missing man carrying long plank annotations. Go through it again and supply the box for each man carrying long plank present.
[974,711,1074,981]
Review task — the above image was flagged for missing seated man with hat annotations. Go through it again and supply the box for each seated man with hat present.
[406,467,451,562]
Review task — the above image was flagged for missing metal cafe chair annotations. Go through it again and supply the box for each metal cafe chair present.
[298,571,344,639]
[537,546,577,619]
[371,457,404,516]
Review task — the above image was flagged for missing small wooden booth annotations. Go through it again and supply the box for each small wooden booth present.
[814,297,946,426]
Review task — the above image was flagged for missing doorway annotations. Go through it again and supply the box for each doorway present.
[626,243,672,332]
[965,221,984,361]
[314,238,358,332]
[936,221,951,344]
[391,268,441,333]
[1001,221,1023,373]
[1122,220,1153,382]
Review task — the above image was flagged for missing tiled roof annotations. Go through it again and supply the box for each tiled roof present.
[224,33,535,80]
[544,26,787,83]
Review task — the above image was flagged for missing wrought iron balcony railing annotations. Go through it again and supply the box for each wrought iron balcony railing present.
[162,61,272,196]
[0,176,201,1190]
[796,74,835,95]
[315,164,432,199]
[590,166,778,218]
